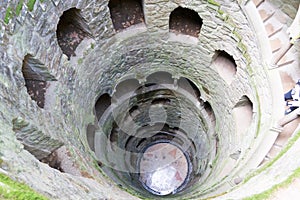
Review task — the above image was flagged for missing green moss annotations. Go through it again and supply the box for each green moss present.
[27,0,36,12]
[207,0,221,7]
[215,8,229,21]
[16,0,24,16]
[0,173,47,200]
[243,167,300,200]
[216,12,228,21]
[4,7,13,24]
[244,130,300,183]
[254,89,261,137]
[237,42,247,54]
[232,30,242,42]
[217,9,224,15]
[224,18,236,27]
[77,58,83,65]
[244,53,252,65]
[243,192,270,200]
[90,43,95,49]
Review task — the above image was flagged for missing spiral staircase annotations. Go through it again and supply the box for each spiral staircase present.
[0,0,299,199]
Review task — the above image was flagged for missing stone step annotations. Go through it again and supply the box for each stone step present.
[257,1,276,22]
[270,32,291,53]
[266,145,282,158]
[270,38,282,53]
[261,115,300,166]
[277,56,295,67]
[265,23,282,38]
[259,145,281,166]
[277,47,299,66]
[253,0,264,7]
[264,13,284,37]
[259,156,269,166]
[277,45,299,68]
[259,9,275,22]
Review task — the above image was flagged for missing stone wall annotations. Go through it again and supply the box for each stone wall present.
[0,0,299,199]
[272,0,299,21]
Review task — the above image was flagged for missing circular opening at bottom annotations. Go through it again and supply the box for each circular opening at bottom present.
[139,142,190,196]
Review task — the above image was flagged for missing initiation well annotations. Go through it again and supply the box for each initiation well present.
[0,0,300,199]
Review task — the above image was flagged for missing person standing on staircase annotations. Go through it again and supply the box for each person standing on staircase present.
[284,79,300,115]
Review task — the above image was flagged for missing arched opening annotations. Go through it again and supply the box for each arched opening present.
[22,54,57,108]
[169,7,202,38]
[213,50,237,85]
[12,117,64,172]
[233,95,253,135]
[177,77,201,102]
[56,8,91,60]
[86,124,96,152]
[113,78,140,101]
[204,101,216,125]
[95,93,112,121]
[90,73,214,197]
[108,0,145,32]
[146,71,174,85]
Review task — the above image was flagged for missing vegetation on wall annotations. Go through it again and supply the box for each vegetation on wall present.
[244,130,300,184]
[3,0,38,24]
[0,173,47,200]
[27,0,36,12]
[243,167,300,200]
[207,0,221,7]
[16,0,24,16]
[4,7,13,24]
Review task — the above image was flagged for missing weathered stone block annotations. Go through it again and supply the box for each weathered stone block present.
[12,117,64,160]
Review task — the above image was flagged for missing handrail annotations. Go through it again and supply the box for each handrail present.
[278,107,300,127]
